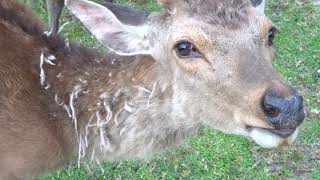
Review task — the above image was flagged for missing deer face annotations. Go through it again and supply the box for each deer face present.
[66,0,305,148]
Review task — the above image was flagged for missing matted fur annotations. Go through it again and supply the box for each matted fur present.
[0,0,174,178]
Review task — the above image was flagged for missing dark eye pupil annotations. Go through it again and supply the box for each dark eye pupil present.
[177,42,192,57]
[175,41,199,58]
[268,27,277,46]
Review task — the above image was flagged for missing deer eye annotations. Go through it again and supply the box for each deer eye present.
[268,27,278,46]
[175,41,201,58]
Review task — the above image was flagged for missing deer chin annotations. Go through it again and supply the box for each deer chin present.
[248,127,298,148]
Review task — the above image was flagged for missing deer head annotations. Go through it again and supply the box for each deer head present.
[66,0,305,148]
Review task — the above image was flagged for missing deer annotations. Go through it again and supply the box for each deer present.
[0,0,305,179]
[46,0,150,34]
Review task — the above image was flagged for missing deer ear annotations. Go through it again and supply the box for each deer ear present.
[66,0,151,56]
[251,0,266,14]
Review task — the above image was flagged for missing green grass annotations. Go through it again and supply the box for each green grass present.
[24,0,320,179]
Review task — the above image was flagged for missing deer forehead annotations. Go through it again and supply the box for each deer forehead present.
[161,0,251,28]
[155,12,272,52]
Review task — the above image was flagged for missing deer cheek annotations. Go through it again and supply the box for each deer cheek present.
[175,57,204,73]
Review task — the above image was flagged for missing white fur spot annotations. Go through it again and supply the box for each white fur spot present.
[43,31,52,37]
[99,92,109,99]
[56,73,62,78]
[77,135,86,167]
[55,93,64,106]
[69,85,82,137]
[63,104,72,118]
[45,55,56,66]
[39,52,56,86]
[65,38,70,52]
[39,53,45,86]
[44,84,51,90]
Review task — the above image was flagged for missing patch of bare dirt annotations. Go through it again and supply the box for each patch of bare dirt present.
[251,143,320,177]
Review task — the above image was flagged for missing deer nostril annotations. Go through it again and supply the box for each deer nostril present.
[262,91,283,119]
[263,104,280,118]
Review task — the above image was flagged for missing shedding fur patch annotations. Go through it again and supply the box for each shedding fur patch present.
[69,85,82,138]
[78,135,86,167]
[39,51,56,86]
[55,93,64,106]
[43,31,52,37]
[39,53,45,86]
[63,104,72,118]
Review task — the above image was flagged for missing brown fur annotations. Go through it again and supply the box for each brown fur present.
[0,0,304,179]
[0,0,160,178]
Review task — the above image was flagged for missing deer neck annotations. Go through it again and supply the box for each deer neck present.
[41,47,186,160]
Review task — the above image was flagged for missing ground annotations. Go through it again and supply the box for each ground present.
[22,0,320,179]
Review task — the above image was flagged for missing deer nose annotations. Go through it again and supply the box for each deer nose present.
[261,90,305,132]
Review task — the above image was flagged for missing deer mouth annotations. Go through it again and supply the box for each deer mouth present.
[246,126,299,148]
[247,126,296,138]
[265,128,296,138]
